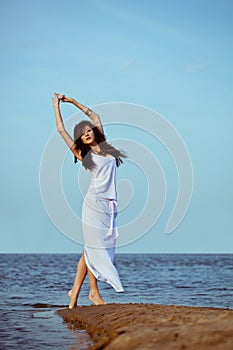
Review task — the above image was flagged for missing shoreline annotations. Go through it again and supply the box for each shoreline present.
[57,303,233,349]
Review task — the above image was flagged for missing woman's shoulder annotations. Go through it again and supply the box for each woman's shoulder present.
[71,144,82,161]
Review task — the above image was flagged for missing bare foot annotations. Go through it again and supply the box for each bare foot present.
[68,289,77,309]
[89,290,107,305]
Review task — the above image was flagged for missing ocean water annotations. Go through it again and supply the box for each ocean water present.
[0,254,232,349]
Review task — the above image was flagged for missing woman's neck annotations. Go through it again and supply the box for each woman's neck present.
[90,143,101,154]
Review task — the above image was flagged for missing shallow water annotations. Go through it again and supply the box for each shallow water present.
[0,254,232,349]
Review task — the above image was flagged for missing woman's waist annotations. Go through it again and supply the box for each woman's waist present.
[85,191,117,201]
[86,184,117,200]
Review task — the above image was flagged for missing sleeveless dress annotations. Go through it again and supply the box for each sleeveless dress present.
[82,152,124,292]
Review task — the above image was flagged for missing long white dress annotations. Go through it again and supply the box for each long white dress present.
[82,152,124,292]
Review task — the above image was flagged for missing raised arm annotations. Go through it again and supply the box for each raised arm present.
[61,95,105,135]
[52,93,82,161]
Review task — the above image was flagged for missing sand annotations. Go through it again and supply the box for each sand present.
[57,303,233,350]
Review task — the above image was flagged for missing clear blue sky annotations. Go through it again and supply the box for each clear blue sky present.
[1,0,232,253]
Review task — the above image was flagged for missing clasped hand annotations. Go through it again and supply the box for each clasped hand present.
[52,92,73,106]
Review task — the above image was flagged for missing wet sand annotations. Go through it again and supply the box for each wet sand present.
[57,303,233,349]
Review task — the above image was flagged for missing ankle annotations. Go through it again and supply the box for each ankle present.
[89,289,99,296]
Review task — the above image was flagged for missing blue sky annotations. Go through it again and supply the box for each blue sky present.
[0,0,233,253]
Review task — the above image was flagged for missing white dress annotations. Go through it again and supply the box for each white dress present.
[82,152,124,292]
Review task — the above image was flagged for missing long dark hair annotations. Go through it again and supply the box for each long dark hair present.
[73,120,127,170]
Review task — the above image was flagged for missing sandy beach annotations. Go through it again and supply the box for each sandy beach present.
[57,303,233,349]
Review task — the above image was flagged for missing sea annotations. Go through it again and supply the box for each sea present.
[0,254,232,350]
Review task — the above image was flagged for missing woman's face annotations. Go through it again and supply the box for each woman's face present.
[81,125,96,144]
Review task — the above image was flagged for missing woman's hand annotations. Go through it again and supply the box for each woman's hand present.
[52,92,72,105]
[52,92,63,107]
[60,95,73,103]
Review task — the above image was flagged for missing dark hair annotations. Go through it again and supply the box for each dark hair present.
[73,120,127,170]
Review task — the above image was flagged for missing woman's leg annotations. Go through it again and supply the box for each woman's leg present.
[68,251,87,309]
[87,268,107,305]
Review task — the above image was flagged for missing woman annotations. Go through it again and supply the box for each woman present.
[52,93,126,308]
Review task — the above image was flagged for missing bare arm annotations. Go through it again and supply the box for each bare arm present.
[52,93,82,161]
[61,95,105,135]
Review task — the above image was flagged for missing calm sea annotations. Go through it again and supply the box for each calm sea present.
[0,254,232,349]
